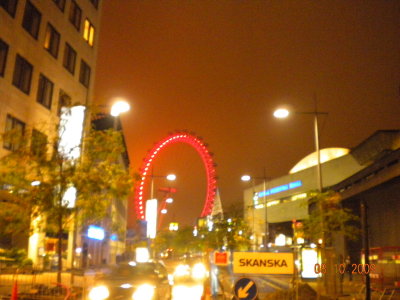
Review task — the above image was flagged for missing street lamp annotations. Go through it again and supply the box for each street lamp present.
[150,173,176,199]
[273,107,328,192]
[273,105,329,295]
[241,174,269,248]
[110,99,131,117]
[110,99,131,130]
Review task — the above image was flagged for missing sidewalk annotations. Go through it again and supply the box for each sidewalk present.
[307,276,400,300]
[0,270,98,299]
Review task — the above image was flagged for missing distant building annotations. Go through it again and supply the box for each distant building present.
[0,0,102,267]
[243,130,400,258]
[88,114,130,266]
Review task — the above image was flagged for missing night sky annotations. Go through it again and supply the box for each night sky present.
[94,1,400,227]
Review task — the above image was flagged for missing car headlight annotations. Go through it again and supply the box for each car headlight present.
[174,264,190,277]
[191,263,207,280]
[132,284,155,300]
[173,285,204,300]
[88,285,109,300]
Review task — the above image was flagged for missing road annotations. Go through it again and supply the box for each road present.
[0,265,292,300]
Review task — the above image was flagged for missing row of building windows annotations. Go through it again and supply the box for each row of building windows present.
[3,113,48,157]
[1,0,96,47]
[0,38,89,108]
[53,0,99,12]
[0,35,91,86]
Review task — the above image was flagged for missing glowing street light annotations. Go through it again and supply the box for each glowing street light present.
[166,197,173,204]
[273,106,328,192]
[150,173,176,199]
[166,174,176,181]
[241,175,251,182]
[241,173,269,248]
[273,108,290,119]
[110,99,130,117]
[161,208,167,214]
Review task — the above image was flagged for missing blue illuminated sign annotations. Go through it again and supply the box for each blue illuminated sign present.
[258,180,302,198]
[87,225,105,240]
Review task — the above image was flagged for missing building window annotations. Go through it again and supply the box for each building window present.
[0,0,18,17]
[31,129,47,157]
[69,0,81,31]
[63,43,76,74]
[0,39,9,77]
[22,1,41,39]
[36,74,54,109]
[89,0,99,9]
[53,0,65,12]
[79,59,90,88]
[83,19,95,47]
[44,23,60,58]
[3,114,25,151]
[58,89,71,116]
[12,54,33,94]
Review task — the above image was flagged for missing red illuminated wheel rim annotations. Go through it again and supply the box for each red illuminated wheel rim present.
[134,132,217,220]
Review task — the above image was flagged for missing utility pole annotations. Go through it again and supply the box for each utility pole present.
[361,200,371,300]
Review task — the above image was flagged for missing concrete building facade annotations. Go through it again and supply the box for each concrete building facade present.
[0,0,102,268]
[1,0,101,158]
[243,130,400,256]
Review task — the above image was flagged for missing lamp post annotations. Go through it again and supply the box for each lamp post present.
[70,99,130,283]
[241,173,269,248]
[157,187,176,231]
[273,106,328,243]
[149,173,176,199]
[274,105,329,295]
[273,107,327,193]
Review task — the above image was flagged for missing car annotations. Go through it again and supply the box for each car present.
[87,261,172,300]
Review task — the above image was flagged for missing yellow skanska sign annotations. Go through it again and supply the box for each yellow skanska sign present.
[233,252,294,274]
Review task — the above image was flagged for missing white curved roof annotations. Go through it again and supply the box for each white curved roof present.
[290,148,350,174]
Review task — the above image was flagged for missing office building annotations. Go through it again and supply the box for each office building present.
[0,0,102,268]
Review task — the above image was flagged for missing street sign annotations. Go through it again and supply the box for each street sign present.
[214,251,229,266]
[233,252,294,274]
[234,278,258,300]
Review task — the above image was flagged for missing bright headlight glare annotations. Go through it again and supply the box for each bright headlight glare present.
[174,264,190,277]
[173,285,203,300]
[191,263,207,280]
[88,285,109,300]
[132,284,155,300]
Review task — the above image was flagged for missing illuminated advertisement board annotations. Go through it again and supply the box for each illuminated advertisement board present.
[146,199,158,239]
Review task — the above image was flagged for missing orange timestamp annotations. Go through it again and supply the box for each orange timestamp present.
[314,263,376,275]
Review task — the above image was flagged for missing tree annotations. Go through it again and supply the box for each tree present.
[302,190,359,295]
[153,217,252,258]
[0,117,133,282]
[198,217,252,251]
[302,190,359,245]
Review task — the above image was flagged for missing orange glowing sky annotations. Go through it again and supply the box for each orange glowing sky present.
[94,1,400,227]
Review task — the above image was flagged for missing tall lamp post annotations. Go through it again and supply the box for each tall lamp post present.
[273,107,327,193]
[273,105,329,295]
[71,99,130,282]
[241,173,269,248]
[145,173,176,239]
[150,173,176,199]
[273,107,328,245]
